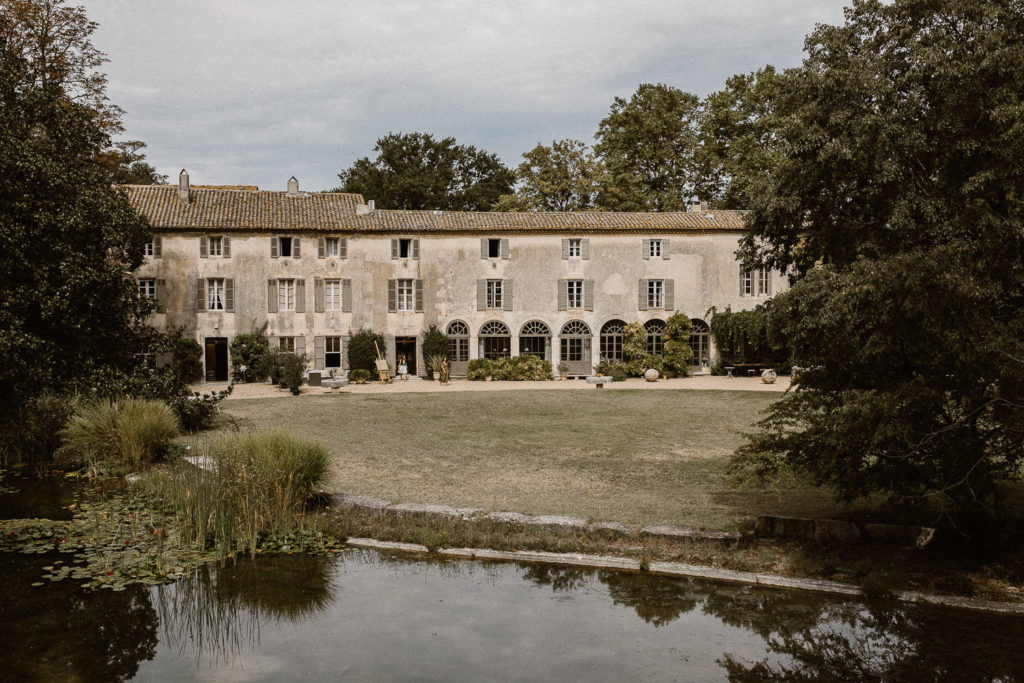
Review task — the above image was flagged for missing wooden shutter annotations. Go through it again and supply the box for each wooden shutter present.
[476,280,486,310]
[339,237,348,258]
[267,279,278,313]
[412,239,420,260]
[581,239,590,260]
[293,237,301,258]
[155,278,166,312]
[295,279,306,313]
[314,336,325,369]
[342,279,352,312]
[415,279,424,312]
[223,236,231,257]
[480,238,489,259]
[739,267,745,296]
[661,238,670,260]
[196,279,206,311]
[557,279,568,311]
[391,239,399,259]
[199,236,208,258]
[295,335,306,356]
[664,279,674,311]
[584,279,594,311]
[642,238,650,260]
[224,278,234,312]
[153,236,162,258]
[314,277,324,312]
[318,237,325,258]
[500,238,509,259]
[561,239,569,260]
[764,271,773,296]
[502,279,513,310]
[388,279,397,312]
[638,279,648,311]
[271,236,279,258]
[269,335,279,350]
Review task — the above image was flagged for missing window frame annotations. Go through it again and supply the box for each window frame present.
[647,279,664,309]
[324,237,340,258]
[138,278,156,299]
[325,336,342,368]
[568,238,581,258]
[486,279,503,309]
[648,239,662,258]
[208,236,223,257]
[279,236,293,258]
[324,278,342,311]
[279,336,296,353]
[207,278,225,311]
[566,279,584,309]
[397,279,415,311]
[278,278,296,311]
[144,240,154,257]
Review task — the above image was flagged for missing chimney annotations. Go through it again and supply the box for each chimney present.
[688,200,706,213]
[287,176,299,196]
[178,169,190,203]
[356,199,376,215]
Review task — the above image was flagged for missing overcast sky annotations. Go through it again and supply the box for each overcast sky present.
[84,0,849,191]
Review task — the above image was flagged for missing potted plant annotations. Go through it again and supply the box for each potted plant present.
[557,361,568,380]
[427,354,446,381]
[350,368,370,384]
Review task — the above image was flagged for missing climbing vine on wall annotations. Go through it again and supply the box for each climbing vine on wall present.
[708,305,778,362]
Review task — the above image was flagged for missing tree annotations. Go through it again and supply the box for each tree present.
[335,132,514,211]
[734,0,1024,519]
[593,83,701,211]
[494,139,602,211]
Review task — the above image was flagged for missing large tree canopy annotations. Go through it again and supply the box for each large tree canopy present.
[494,138,602,212]
[335,132,514,211]
[735,0,1024,518]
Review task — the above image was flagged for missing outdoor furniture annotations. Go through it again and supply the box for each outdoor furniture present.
[586,375,613,389]
[323,378,349,393]
[307,371,322,387]
[724,366,735,378]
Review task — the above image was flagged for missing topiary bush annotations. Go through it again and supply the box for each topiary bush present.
[58,398,180,473]
[420,325,449,378]
[347,328,386,375]
[278,353,307,394]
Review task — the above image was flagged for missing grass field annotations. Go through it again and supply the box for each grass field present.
[214,388,864,531]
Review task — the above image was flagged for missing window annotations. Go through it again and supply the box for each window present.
[741,267,772,297]
[325,337,342,368]
[648,239,662,258]
[399,238,412,258]
[645,319,666,355]
[559,320,591,364]
[448,321,470,362]
[324,279,342,311]
[279,236,293,257]
[480,320,511,359]
[324,237,340,258]
[519,320,550,359]
[138,279,156,298]
[144,240,154,257]
[208,236,223,257]
[690,319,711,367]
[647,280,664,309]
[567,280,583,309]
[486,280,503,309]
[279,336,296,353]
[206,278,225,310]
[488,239,501,258]
[278,279,296,311]
[600,320,625,362]
[756,267,772,296]
[568,239,581,257]
[397,279,414,311]
[741,269,753,296]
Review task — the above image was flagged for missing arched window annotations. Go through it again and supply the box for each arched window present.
[645,319,666,355]
[519,320,550,360]
[447,320,469,364]
[560,320,592,374]
[479,320,511,359]
[690,319,710,368]
[600,320,626,362]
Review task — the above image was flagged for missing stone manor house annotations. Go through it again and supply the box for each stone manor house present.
[127,171,780,381]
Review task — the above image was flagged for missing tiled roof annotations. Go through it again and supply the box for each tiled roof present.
[121,185,746,233]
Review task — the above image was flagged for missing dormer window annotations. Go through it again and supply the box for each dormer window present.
[271,235,301,258]
[399,238,412,258]
[390,238,419,260]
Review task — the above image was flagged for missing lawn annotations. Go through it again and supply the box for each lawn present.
[215,389,854,531]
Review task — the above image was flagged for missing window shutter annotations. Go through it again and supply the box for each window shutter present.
[224,278,234,312]
[267,279,278,313]
[661,238,670,260]
[664,279,674,311]
[502,279,513,310]
[269,335,279,350]
[412,239,420,260]
[271,237,279,258]
[391,239,399,259]
[342,279,352,312]
[561,239,569,260]
[295,335,306,356]
[557,279,568,311]
[480,238,488,259]
[314,277,324,312]
[415,279,424,312]
[295,278,306,313]
[642,238,650,260]
[500,238,509,259]
[584,279,594,311]
[196,279,206,311]
[339,238,348,258]
[765,271,773,296]
[638,279,648,311]
[224,236,232,258]
[153,236,162,258]
[293,237,301,258]
[388,279,397,312]
[739,267,745,296]
[476,280,486,310]
[314,336,325,370]
[155,278,166,312]
[199,236,208,258]
[581,239,590,260]
[318,237,325,258]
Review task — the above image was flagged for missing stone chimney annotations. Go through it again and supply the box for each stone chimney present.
[287,176,299,196]
[688,200,706,213]
[356,199,375,215]
[178,169,190,203]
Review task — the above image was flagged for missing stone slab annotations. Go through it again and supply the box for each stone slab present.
[346,538,429,553]
[483,511,534,524]
[529,515,588,530]
[587,521,636,536]
[387,502,483,520]
[640,524,742,542]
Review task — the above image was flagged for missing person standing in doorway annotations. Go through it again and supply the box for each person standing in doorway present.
[398,355,408,381]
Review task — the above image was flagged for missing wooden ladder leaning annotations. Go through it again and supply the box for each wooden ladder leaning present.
[373,341,392,384]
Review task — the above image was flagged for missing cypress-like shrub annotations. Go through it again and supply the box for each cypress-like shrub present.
[347,328,386,374]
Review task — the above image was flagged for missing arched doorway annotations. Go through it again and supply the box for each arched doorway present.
[599,320,626,362]
[519,320,551,361]
[560,320,592,377]
[446,320,470,376]
[645,319,666,356]
[479,321,511,360]
[690,318,711,369]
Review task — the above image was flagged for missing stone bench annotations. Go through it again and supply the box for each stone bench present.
[586,375,613,388]
[323,378,349,393]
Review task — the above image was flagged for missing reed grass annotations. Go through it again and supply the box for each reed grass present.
[58,398,180,473]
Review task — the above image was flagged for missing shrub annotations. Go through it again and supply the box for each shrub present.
[468,356,553,381]
[622,321,647,361]
[59,398,180,473]
[255,349,285,384]
[350,368,371,383]
[278,353,307,394]
[662,313,694,376]
[230,323,270,381]
[625,354,665,378]
[467,358,496,381]
[168,335,203,384]
[420,325,449,377]
[171,384,233,432]
[594,360,628,382]
[347,329,386,375]
[0,393,78,465]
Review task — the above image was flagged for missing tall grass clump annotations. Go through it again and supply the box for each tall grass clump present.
[157,429,330,558]
[58,398,180,473]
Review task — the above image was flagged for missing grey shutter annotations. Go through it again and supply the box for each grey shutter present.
[295,279,306,313]
[269,335,279,350]
[557,279,568,311]
[480,238,488,259]
[199,236,208,258]
[584,279,594,311]
[155,278,166,312]
[391,239,399,259]
[388,279,396,312]
[342,279,352,312]
[293,237,301,258]
[664,279,674,311]
[581,239,590,260]
[412,239,420,260]
[638,279,648,311]
[314,277,324,312]
[502,279,513,310]
[500,238,509,259]
[318,237,325,258]
[561,239,569,260]
[739,267,745,296]
[642,238,650,260]
[415,279,424,312]
[661,238,670,260]
[765,271,773,296]
[196,279,206,311]
[268,279,278,313]
[271,236,279,258]
[295,335,306,356]
[476,280,486,310]
[153,236,162,258]
[224,278,234,312]
[314,336,325,369]
[385,334,396,375]
[339,238,348,258]
[224,236,231,257]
